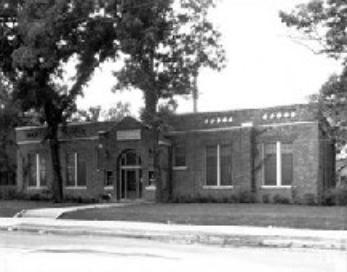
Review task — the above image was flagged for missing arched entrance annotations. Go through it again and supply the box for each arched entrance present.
[117,149,142,200]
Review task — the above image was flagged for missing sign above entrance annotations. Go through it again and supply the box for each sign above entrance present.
[116,129,141,141]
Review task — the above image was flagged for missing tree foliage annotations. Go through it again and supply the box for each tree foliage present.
[0,0,114,201]
[280,0,347,148]
[72,102,131,122]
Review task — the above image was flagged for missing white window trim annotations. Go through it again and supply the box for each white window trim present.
[261,141,292,188]
[145,185,156,191]
[65,152,87,189]
[28,153,47,189]
[104,171,114,189]
[205,144,233,188]
[173,145,186,169]
[173,166,188,171]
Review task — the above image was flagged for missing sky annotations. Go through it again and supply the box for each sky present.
[76,0,342,116]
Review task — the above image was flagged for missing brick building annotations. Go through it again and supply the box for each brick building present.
[15,104,335,203]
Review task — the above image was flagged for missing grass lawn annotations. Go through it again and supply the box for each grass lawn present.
[0,200,76,217]
[60,203,347,230]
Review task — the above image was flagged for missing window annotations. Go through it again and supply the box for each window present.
[173,145,186,168]
[104,171,113,187]
[0,171,15,186]
[28,153,47,188]
[263,142,293,187]
[66,152,86,188]
[205,144,232,187]
[148,170,155,186]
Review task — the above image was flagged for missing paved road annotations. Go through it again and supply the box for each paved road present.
[0,230,347,272]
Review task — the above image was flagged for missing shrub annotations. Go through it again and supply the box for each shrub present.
[302,193,317,205]
[322,190,336,206]
[262,194,271,204]
[334,187,347,206]
[272,194,290,204]
[238,190,257,203]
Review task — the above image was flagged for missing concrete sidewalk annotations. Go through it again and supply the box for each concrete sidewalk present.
[14,203,136,219]
[0,217,346,250]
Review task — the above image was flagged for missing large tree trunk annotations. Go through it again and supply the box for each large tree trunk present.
[143,90,162,202]
[49,138,63,202]
[48,124,64,202]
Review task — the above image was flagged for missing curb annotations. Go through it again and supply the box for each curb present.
[1,222,346,251]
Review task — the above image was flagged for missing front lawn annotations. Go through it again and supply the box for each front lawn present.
[0,200,74,217]
[60,203,347,230]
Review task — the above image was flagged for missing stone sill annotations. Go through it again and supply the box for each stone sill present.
[27,186,48,190]
[261,186,292,189]
[145,186,156,191]
[202,185,234,190]
[65,186,87,190]
[173,166,188,171]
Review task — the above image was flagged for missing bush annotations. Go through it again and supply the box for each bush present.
[262,194,271,204]
[302,193,316,205]
[334,187,347,206]
[322,190,336,206]
[272,194,290,204]
[238,190,257,203]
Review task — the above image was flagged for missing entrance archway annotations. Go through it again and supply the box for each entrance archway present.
[117,149,142,200]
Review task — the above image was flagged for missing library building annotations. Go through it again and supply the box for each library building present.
[15,104,335,203]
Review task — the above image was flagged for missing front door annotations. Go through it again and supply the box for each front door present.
[118,150,142,200]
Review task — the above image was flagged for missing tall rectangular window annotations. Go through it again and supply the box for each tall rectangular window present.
[263,142,293,187]
[173,145,186,168]
[220,144,232,186]
[66,153,75,187]
[66,152,86,188]
[104,171,113,187]
[264,144,277,186]
[281,143,293,186]
[206,144,232,187]
[28,153,47,188]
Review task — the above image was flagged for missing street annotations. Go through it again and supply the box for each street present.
[0,231,347,272]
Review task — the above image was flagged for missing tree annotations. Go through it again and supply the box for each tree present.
[0,0,114,201]
[98,0,226,201]
[280,0,347,148]
[0,75,20,185]
[71,102,131,122]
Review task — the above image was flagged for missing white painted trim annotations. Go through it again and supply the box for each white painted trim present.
[120,165,141,170]
[17,140,42,145]
[36,153,40,187]
[158,140,171,146]
[27,185,48,190]
[217,144,221,186]
[18,136,98,145]
[145,185,156,191]
[203,185,234,190]
[276,141,281,187]
[169,126,242,134]
[59,136,98,142]
[172,166,188,171]
[169,121,317,135]
[261,185,292,189]
[74,152,78,186]
[65,186,87,190]
[258,121,317,128]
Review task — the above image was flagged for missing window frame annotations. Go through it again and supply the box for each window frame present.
[27,153,48,189]
[204,143,233,189]
[65,152,87,189]
[173,144,187,170]
[104,170,114,190]
[262,141,293,188]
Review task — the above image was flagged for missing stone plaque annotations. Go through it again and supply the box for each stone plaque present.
[116,129,141,141]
